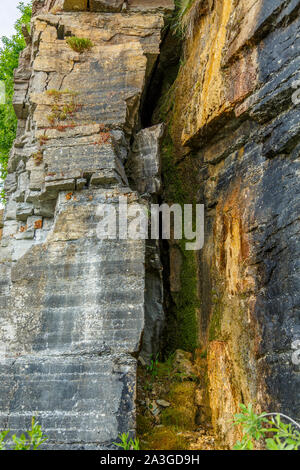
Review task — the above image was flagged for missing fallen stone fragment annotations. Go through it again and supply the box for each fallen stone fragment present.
[150,401,160,417]
[156,399,171,408]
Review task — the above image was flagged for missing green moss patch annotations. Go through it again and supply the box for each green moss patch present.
[208,295,223,341]
[142,426,188,450]
[161,132,200,354]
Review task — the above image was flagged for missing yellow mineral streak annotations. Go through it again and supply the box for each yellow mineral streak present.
[181,0,233,145]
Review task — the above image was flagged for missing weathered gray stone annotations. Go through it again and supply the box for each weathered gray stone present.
[141,240,164,363]
[0,354,137,449]
[4,200,17,221]
[29,168,45,191]
[15,229,35,240]
[4,174,17,195]
[127,124,165,195]
[1,220,18,238]
[76,178,87,190]
[34,201,56,218]
[45,178,76,192]
[16,203,34,221]
[90,170,123,186]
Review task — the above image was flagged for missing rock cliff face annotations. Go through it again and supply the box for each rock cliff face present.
[0,0,173,449]
[0,0,299,449]
[157,0,300,447]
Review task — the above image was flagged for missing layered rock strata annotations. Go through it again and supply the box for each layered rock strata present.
[0,0,173,449]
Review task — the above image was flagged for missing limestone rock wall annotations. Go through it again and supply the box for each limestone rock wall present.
[1,0,299,450]
[0,0,173,449]
[160,0,300,447]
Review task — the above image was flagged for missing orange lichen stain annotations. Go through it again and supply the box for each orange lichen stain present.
[55,123,76,132]
[39,135,49,146]
[207,341,242,448]
[65,192,73,201]
[238,147,245,159]
[215,183,252,296]
[93,131,111,146]
[20,225,28,233]
[34,220,43,230]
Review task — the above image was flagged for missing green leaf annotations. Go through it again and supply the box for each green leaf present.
[0,1,32,204]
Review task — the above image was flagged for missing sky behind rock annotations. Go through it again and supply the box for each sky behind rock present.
[0,0,23,44]
[0,0,24,208]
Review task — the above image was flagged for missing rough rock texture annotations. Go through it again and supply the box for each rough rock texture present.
[127,123,165,195]
[126,123,165,363]
[0,1,173,449]
[1,0,299,450]
[158,0,300,447]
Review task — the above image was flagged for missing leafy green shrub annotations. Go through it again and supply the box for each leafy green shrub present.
[0,417,48,450]
[233,403,300,450]
[66,37,94,53]
[0,1,32,203]
[146,354,159,378]
[113,433,140,450]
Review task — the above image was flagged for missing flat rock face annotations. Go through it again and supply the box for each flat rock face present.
[0,3,172,449]
[127,123,165,195]
[0,355,136,449]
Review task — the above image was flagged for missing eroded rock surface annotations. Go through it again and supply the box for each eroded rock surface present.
[1,0,299,450]
[159,0,300,447]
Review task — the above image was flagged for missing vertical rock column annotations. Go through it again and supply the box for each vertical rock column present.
[0,1,173,449]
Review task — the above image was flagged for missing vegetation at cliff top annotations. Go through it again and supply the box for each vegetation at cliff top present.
[66,37,94,53]
[0,1,32,203]
[171,0,196,37]
[0,417,48,450]
[233,403,300,450]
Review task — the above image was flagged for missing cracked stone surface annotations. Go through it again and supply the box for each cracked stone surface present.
[0,1,173,449]
[164,0,300,447]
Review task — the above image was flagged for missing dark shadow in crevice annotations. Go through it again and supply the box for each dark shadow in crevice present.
[140,27,182,129]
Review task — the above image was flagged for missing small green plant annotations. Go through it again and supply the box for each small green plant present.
[66,37,94,53]
[146,354,159,378]
[171,0,194,37]
[45,89,80,127]
[32,150,43,166]
[143,380,153,392]
[0,417,48,450]
[233,404,300,450]
[113,433,140,450]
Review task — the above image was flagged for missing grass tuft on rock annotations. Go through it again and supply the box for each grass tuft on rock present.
[66,37,94,53]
